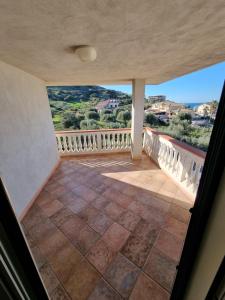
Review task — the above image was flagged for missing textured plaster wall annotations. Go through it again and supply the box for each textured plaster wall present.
[0,61,59,216]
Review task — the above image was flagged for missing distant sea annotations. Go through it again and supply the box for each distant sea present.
[184,103,204,109]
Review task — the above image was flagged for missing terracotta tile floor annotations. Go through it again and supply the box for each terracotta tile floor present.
[21,153,193,299]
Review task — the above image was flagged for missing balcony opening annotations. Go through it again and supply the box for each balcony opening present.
[16,62,225,299]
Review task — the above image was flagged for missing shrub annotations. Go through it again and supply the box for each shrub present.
[80,119,100,130]
[107,122,126,129]
[144,113,160,126]
[85,111,100,120]
[101,109,112,115]
[116,110,131,123]
[101,113,116,122]
[62,112,79,129]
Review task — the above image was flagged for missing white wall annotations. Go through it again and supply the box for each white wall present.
[0,61,59,216]
[185,171,225,299]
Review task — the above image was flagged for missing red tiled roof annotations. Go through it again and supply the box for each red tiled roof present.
[95,99,111,110]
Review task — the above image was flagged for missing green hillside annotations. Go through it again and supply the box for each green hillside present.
[47,85,132,130]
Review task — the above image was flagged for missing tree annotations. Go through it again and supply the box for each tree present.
[89,108,98,112]
[144,113,160,126]
[80,119,100,130]
[116,110,131,124]
[85,111,100,120]
[176,112,192,123]
[101,109,112,115]
[100,113,116,122]
[107,122,125,129]
[209,100,218,117]
[62,112,79,129]
[76,112,85,123]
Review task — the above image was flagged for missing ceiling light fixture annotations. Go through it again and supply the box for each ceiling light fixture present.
[75,45,97,62]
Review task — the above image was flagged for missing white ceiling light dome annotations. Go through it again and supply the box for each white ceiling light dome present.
[75,45,97,62]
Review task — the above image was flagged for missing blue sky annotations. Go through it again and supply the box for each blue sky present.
[101,61,225,103]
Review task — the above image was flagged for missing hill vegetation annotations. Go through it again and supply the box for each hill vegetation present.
[47,85,132,130]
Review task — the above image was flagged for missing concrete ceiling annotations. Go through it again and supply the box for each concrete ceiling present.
[0,0,225,85]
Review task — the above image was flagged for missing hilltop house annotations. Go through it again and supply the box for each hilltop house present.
[95,99,120,112]
[151,100,185,114]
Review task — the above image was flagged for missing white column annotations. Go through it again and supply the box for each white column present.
[131,79,145,159]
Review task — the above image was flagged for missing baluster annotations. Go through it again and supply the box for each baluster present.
[77,135,83,152]
[102,133,107,150]
[111,133,115,149]
[97,132,102,151]
[87,134,91,151]
[68,136,73,152]
[122,133,125,149]
[93,134,97,151]
[117,133,121,149]
[73,136,78,152]
[62,136,68,152]
[57,136,63,152]
[83,134,88,151]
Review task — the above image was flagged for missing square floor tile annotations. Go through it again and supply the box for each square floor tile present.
[92,196,110,210]
[130,273,170,300]
[79,205,100,224]
[50,207,74,227]
[38,229,68,259]
[58,191,78,205]
[169,204,190,224]
[50,285,70,300]
[117,210,141,232]
[72,185,98,203]
[89,212,113,235]
[104,253,140,298]
[115,193,134,208]
[39,199,64,217]
[154,230,184,262]
[164,216,188,240]
[59,215,86,243]
[121,219,159,267]
[39,263,59,294]
[76,225,100,254]
[86,239,116,274]
[68,197,88,214]
[22,204,45,230]
[104,202,125,220]
[49,241,83,283]
[30,245,46,269]
[144,247,177,291]
[28,218,56,246]
[102,222,130,252]
[88,278,122,300]
[64,259,101,300]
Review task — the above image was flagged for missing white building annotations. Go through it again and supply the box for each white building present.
[95,99,120,112]
[148,95,166,102]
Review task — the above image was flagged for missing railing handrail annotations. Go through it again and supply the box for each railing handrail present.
[55,128,131,135]
[145,127,206,159]
[55,127,206,159]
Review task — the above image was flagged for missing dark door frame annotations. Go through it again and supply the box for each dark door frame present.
[171,81,225,299]
[0,178,49,300]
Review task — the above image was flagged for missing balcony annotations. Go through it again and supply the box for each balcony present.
[21,128,205,299]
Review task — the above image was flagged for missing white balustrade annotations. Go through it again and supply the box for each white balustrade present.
[143,128,206,196]
[55,129,131,156]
